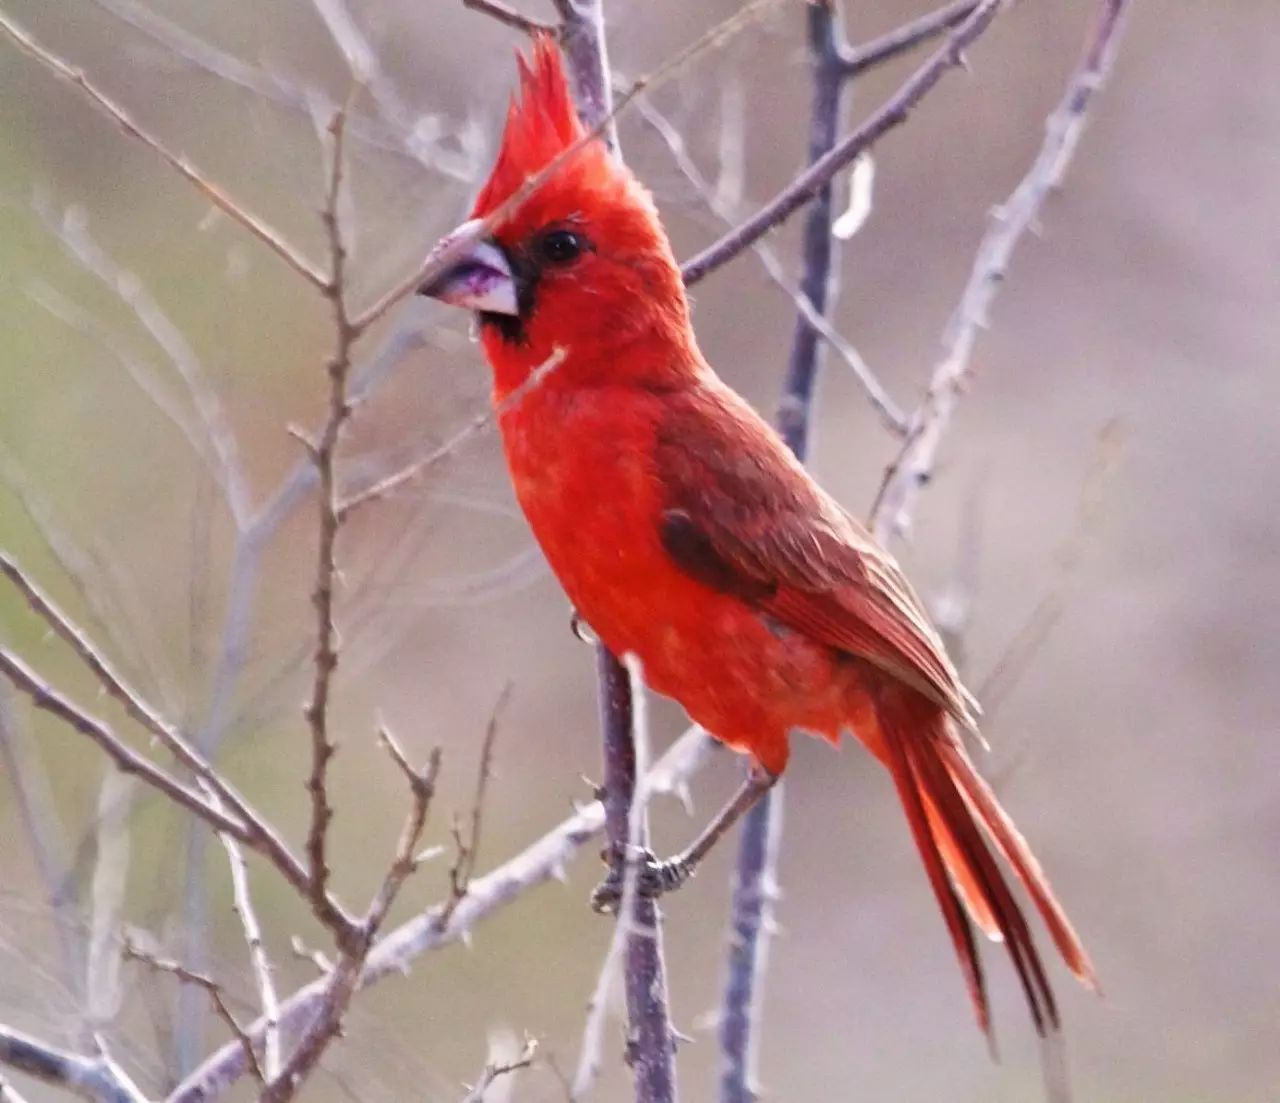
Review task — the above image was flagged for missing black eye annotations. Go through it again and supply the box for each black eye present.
[539,229,585,266]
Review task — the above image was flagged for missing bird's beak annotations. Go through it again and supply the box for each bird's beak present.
[418,219,518,316]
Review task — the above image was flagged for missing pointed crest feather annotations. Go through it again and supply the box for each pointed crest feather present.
[472,35,590,218]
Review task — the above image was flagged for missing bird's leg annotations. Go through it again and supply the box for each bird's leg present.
[591,766,778,914]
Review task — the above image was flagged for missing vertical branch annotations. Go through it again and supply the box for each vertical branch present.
[616,658,677,1103]
[720,4,850,1099]
[303,108,359,941]
[556,2,677,1097]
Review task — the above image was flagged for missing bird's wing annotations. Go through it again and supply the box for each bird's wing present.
[654,385,978,727]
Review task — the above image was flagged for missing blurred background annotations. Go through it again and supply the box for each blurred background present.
[1,1,1277,1100]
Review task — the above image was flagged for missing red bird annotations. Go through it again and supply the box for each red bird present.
[422,38,1096,1038]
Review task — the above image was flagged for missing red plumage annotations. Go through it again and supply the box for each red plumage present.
[429,36,1097,1040]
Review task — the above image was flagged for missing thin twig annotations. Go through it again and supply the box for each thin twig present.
[212,807,282,1080]
[0,647,245,839]
[338,347,566,517]
[0,11,326,289]
[984,418,1125,785]
[869,0,1133,544]
[167,725,710,1103]
[366,728,443,934]
[838,0,980,76]
[459,1037,538,1103]
[446,689,508,915]
[463,0,556,36]
[680,0,1010,287]
[122,943,265,1084]
[633,95,906,435]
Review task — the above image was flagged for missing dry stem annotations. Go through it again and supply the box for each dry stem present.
[870,0,1133,543]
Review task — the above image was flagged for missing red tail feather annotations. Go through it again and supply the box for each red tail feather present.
[872,683,1093,1036]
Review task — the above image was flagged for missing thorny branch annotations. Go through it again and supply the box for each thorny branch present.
[301,107,360,944]
[870,0,1133,544]
[121,943,265,1084]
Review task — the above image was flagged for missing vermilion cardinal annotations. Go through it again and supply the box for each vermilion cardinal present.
[421,38,1096,1038]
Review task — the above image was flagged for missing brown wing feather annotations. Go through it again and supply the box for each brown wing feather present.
[654,382,978,726]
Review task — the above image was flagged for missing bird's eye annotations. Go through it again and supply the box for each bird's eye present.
[539,229,585,266]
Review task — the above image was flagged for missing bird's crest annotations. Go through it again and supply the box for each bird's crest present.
[472,35,603,220]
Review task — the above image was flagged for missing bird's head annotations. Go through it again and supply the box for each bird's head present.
[421,37,695,397]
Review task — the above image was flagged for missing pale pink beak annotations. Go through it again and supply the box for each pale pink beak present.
[418,219,518,316]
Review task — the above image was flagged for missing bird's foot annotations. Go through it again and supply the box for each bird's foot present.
[589,844,691,914]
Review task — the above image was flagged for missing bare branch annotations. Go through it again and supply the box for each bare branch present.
[680,0,1010,287]
[167,725,711,1103]
[446,689,508,913]
[869,0,1133,543]
[0,11,326,289]
[463,0,557,36]
[0,1026,144,1103]
[616,657,677,1102]
[365,729,443,934]
[0,553,317,906]
[838,0,980,76]
[122,942,265,1084]
[633,95,906,435]
[213,807,282,1080]
[0,647,245,839]
[302,107,359,942]
[459,1037,538,1103]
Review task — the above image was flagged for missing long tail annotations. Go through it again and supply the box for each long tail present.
[872,683,1098,1039]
